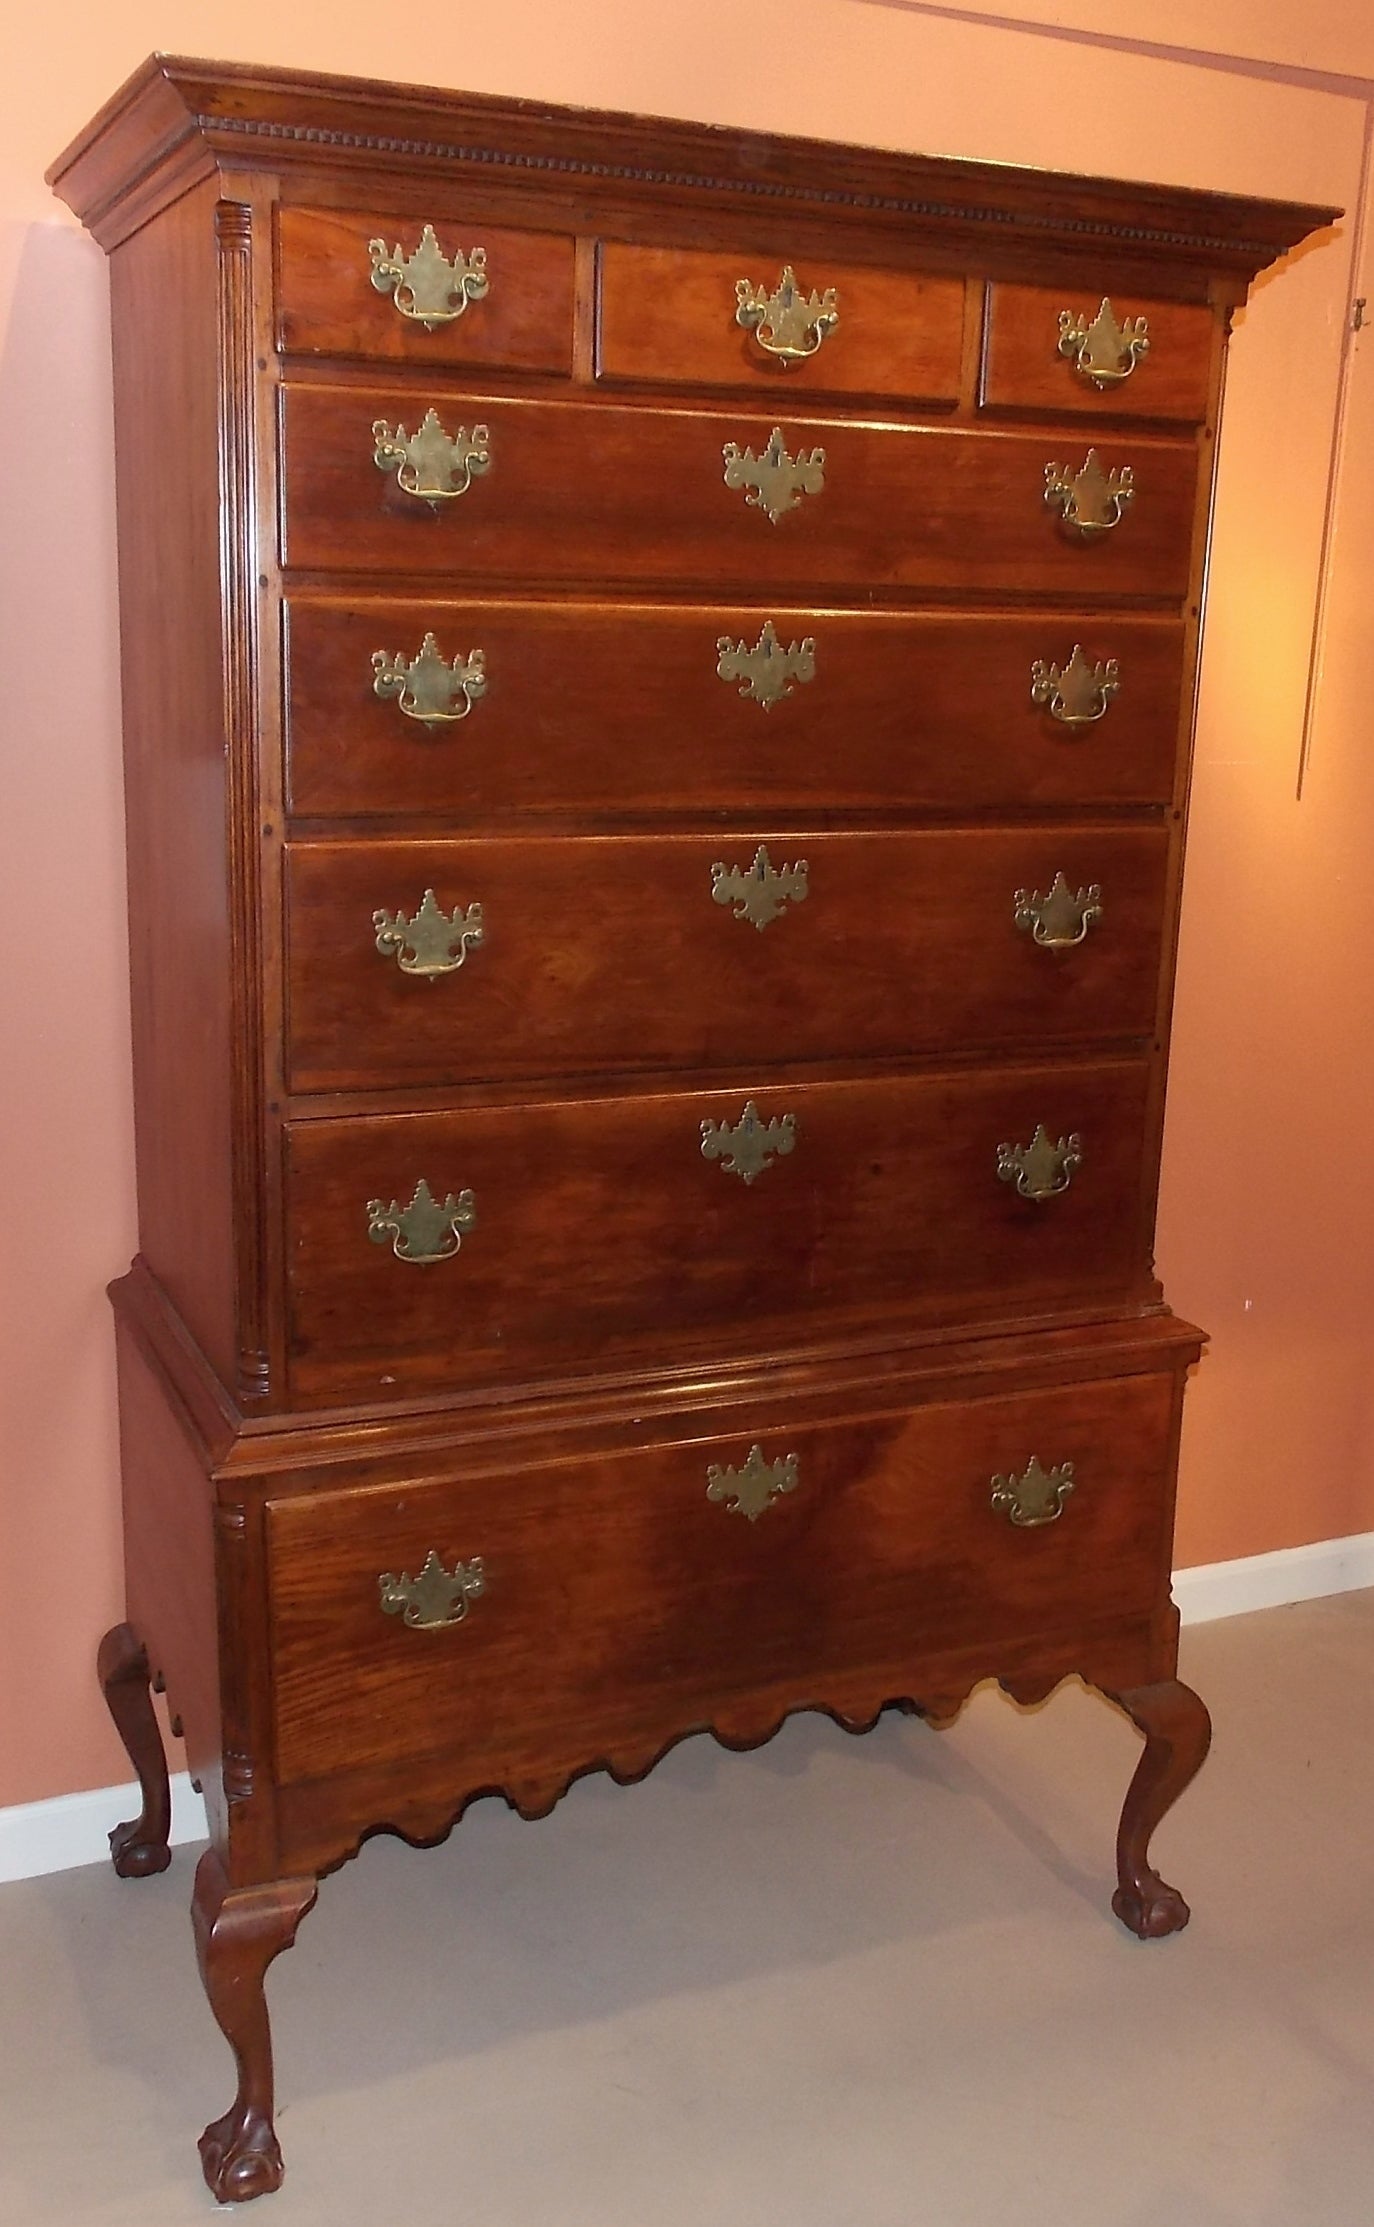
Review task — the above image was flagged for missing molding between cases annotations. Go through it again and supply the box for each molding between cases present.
[5,1530,1372,1884]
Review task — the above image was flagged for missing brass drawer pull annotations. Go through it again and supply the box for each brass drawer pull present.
[735,265,839,364]
[717,620,816,709]
[1044,448,1133,535]
[706,1443,799,1521]
[373,635,486,728]
[373,409,490,504]
[711,844,808,930]
[373,891,484,978]
[368,225,489,329]
[367,1178,476,1262]
[1014,874,1102,950]
[1058,298,1149,389]
[990,1455,1076,1528]
[379,1550,486,1629]
[997,1125,1082,1201]
[723,426,826,524]
[701,1099,795,1184]
[1030,645,1119,727]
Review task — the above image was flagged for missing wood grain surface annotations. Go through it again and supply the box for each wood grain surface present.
[281,382,1200,597]
[284,597,1188,821]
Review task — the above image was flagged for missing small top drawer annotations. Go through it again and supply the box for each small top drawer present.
[598,242,965,404]
[276,205,576,374]
[982,283,1215,422]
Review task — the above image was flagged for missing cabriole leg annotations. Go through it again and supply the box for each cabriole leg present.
[1109,1678,1212,1939]
[97,1621,172,1877]
[192,1849,318,2203]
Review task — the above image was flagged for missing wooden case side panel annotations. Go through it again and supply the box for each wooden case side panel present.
[107,181,239,1392]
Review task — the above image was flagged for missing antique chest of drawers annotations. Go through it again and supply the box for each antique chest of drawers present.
[49,57,1332,2201]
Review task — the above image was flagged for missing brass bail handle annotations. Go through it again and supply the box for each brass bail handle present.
[1013,874,1102,951]
[990,1457,1076,1528]
[366,1178,476,1262]
[373,891,484,978]
[373,635,486,729]
[1057,298,1149,389]
[1030,646,1119,729]
[373,409,491,505]
[379,1550,486,1629]
[369,225,489,329]
[1044,449,1133,536]
[735,265,840,364]
[996,1125,1082,1202]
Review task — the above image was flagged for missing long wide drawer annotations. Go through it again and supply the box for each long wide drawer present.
[284,597,1187,820]
[284,1058,1156,1402]
[266,1365,1180,1786]
[280,383,1200,596]
[285,828,1169,1093]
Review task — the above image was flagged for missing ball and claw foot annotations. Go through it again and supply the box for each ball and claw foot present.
[199,2108,286,2204]
[193,1850,318,2204]
[97,1623,173,1879]
[109,1814,172,1879]
[1112,1874,1191,1940]
[1110,1676,1211,1942]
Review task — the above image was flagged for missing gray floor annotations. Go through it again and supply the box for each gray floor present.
[4,1594,1372,2225]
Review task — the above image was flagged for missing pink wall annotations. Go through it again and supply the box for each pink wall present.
[2,0,1371,1807]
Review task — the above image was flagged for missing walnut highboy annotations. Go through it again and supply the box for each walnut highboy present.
[50,58,1332,2202]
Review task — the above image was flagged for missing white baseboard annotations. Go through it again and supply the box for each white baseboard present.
[1173,1528,1374,1625]
[4,1532,1373,1886]
[0,1771,205,1887]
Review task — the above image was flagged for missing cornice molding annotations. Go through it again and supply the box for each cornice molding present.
[48,53,1338,273]
[194,108,1296,260]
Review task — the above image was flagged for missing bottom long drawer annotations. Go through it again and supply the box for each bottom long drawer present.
[285,1059,1156,1402]
[266,1366,1179,1788]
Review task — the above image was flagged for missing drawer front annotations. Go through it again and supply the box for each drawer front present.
[285,598,1186,820]
[598,242,965,402]
[983,283,1215,422]
[286,829,1169,1093]
[285,1059,1155,1402]
[276,206,576,373]
[266,1367,1178,1785]
[280,385,1199,597]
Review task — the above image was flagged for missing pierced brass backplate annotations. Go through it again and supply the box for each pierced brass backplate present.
[706,1443,800,1521]
[1058,298,1149,388]
[367,1178,477,1261]
[373,409,491,504]
[372,635,487,727]
[716,620,816,709]
[735,266,839,363]
[368,225,489,329]
[996,1125,1083,1201]
[722,426,826,523]
[1014,873,1102,950]
[373,890,485,977]
[379,1550,486,1629]
[1030,645,1120,727]
[990,1456,1076,1528]
[1044,449,1133,535]
[701,1100,796,1183]
[711,845,809,930]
